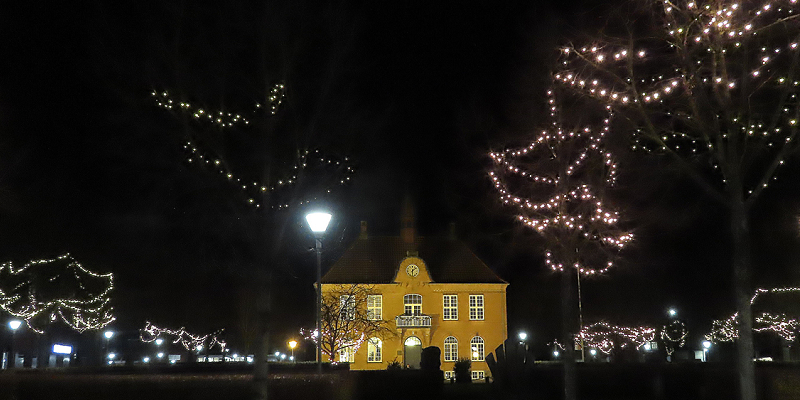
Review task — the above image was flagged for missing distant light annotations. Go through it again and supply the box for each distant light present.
[196,345,203,351]
[280,354,286,360]
[53,344,72,354]
[518,332,527,341]
[288,340,298,349]
[232,353,239,358]
[170,359,176,364]
[247,356,254,363]
[306,212,332,234]
[157,352,164,359]
[8,320,22,331]
[289,356,294,361]
[589,349,597,356]
[143,357,150,363]
[644,343,651,351]
[155,338,164,346]
[703,340,712,349]
[104,331,114,339]
[274,351,281,357]
[553,351,560,357]
[108,353,116,360]
[668,308,677,317]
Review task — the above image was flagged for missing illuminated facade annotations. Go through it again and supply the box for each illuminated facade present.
[320,208,508,379]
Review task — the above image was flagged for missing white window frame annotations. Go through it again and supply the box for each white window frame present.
[404,294,422,315]
[469,295,484,320]
[339,346,355,363]
[443,294,458,320]
[367,295,382,320]
[443,336,458,362]
[471,370,485,381]
[470,336,485,361]
[367,338,382,362]
[340,295,355,320]
[444,371,455,380]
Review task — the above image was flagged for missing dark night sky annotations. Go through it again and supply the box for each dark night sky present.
[2,1,800,355]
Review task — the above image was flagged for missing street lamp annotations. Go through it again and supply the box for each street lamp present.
[8,320,21,369]
[288,340,297,363]
[155,338,164,346]
[668,308,677,318]
[518,332,527,342]
[306,211,332,375]
[702,340,712,362]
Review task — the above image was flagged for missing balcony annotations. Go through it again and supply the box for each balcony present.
[395,314,432,328]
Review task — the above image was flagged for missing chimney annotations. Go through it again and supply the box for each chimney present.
[401,195,416,244]
[360,221,368,239]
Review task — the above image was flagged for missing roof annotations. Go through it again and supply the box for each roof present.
[321,236,506,284]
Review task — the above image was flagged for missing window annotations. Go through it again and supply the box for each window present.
[443,295,458,320]
[444,371,455,380]
[444,336,458,362]
[367,295,382,320]
[340,295,355,320]
[470,336,485,361]
[404,294,422,315]
[469,295,484,320]
[367,338,382,362]
[339,346,355,363]
[471,370,485,381]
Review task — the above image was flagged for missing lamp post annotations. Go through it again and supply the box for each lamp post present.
[8,320,21,369]
[288,340,297,363]
[103,330,114,364]
[306,211,332,375]
[702,340,712,362]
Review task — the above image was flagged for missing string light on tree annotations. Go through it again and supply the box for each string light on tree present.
[140,321,227,352]
[661,320,689,356]
[706,287,800,343]
[0,254,115,334]
[574,321,656,355]
[489,90,633,276]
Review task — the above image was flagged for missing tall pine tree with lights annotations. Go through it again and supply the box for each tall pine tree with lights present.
[490,91,632,400]
[553,1,800,397]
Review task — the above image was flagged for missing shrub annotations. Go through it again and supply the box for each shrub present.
[387,359,402,370]
[453,358,471,383]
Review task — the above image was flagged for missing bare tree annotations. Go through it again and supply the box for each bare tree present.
[302,284,393,362]
[553,1,800,397]
[489,90,632,400]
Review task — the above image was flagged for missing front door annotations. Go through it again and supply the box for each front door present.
[404,336,422,369]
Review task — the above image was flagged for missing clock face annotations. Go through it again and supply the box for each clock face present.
[406,264,419,277]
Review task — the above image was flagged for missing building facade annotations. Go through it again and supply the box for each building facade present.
[320,214,508,380]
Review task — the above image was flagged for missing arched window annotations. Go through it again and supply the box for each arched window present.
[404,294,422,315]
[470,336,485,361]
[444,336,458,362]
[367,338,382,362]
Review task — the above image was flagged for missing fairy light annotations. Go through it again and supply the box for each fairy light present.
[661,320,688,355]
[706,287,800,342]
[489,91,633,276]
[140,321,227,352]
[575,322,656,354]
[555,0,800,197]
[0,254,115,334]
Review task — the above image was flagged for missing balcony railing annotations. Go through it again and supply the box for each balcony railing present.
[395,314,432,328]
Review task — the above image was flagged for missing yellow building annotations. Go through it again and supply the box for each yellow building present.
[320,211,508,380]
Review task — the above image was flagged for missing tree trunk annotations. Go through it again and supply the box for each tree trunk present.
[561,267,577,400]
[253,270,271,400]
[732,199,756,400]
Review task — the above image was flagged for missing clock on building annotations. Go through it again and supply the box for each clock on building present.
[406,264,419,277]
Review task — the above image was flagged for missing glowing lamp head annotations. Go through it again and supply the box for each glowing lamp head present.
[305,212,332,236]
[288,340,298,349]
[553,350,560,357]
[8,320,22,331]
[108,353,116,360]
[280,354,286,360]
[644,343,651,351]
[668,308,677,317]
[155,338,164,346]
[589,349,597,356]
[518,332,527,341]
[143,357,150,363]
[157,352,164,359]
[104,330,114,339]
[703,340,712,349]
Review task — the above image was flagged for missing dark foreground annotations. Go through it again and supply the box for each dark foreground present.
[1,362,799,400]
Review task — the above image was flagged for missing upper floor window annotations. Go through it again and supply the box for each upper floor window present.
[367,338,382,362]
[444,336,458,362]
[340,295,355,320]
[367,295,382,320]
[443,295,458,320]
[404,294,422,315]
[470,336,485,361]
[339,346,355,363]
[469,295,484,320]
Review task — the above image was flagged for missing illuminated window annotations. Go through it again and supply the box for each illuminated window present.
[444,336,458,362]
[367,338,382,362]
[367,295,382,320]
[444,371,455,380]
[339,295,355,320]
[469,295,484,320]
[404,294,422,315]
[339,346,355,363]
[471,370,485,381]
[470,336,485,361]
[443,295,458,320]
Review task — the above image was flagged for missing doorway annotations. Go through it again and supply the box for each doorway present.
[404,336,422,369]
